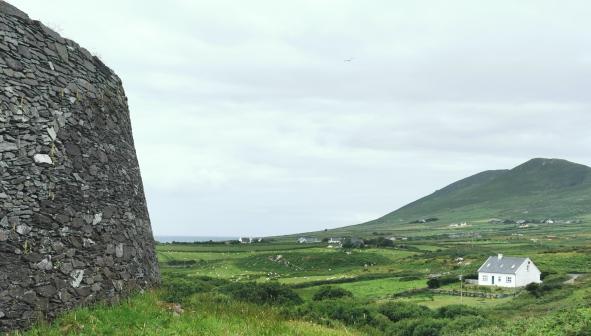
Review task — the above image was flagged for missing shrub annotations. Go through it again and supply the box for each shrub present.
[379,302,433,322]
[287,299,375,327]
[525,282,540,294]
[219,282,303,306]
[386,318,446,336]
[342,238,365,249]
[313,286,354,301]
[161,274,222,303]
[540,271,552,280]
[365,237,396,247]
[413,318,447,336]
[441,316,488,335]
[166,259,199,267]
[427,278,440,289]
[525,282,562,298]
[437,305,482,319]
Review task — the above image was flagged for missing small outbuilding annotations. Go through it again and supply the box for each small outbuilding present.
[297,237,320,244]
[477,254,542,288]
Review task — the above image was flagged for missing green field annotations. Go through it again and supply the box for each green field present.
[18,230,591,335]
[15,158,591,335]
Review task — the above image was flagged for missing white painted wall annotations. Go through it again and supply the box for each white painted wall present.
[478,272,517,288]
[514,258,542,287]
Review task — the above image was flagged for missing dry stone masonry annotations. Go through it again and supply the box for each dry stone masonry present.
[0,1,160,331]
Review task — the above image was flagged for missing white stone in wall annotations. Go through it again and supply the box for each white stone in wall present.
[92,213,102,225]
[15,225,31,235]
[33,153,53,165]
[115,243,124,258]
[47,127,57,140]
[70,270,84,288]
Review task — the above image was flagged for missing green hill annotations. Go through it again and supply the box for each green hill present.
[324,158,591,236]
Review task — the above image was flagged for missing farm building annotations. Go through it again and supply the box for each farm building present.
[297,237,320,244]
[478,254,542,288]
[239,237,262,243]
[328,238,344,244]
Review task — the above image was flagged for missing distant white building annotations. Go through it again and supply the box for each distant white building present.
[297,237,320,244]
[477,254,542,288]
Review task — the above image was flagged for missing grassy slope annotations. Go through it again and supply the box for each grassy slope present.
[320,158,591,236]
[17,291,357,336]
[17,241,591,336]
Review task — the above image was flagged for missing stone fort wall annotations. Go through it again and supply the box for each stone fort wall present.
[0,1,160,331]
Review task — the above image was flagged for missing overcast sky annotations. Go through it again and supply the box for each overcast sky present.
[11,1,591,237]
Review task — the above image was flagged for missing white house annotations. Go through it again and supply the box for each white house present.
[328,238,344,245]
[477,254,542,288]
[297,237,320,244]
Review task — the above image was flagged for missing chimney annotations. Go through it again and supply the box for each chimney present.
[498,253,503,260]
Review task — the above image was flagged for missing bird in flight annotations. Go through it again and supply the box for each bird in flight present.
[344,58,354,62]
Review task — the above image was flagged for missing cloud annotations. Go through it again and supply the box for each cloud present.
[11,0,591,236]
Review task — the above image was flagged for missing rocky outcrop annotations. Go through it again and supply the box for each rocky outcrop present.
[0,1,160,331]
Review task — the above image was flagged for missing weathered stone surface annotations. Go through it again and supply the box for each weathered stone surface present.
[0,1,160,332]
[33,154,53,165]
[0,142,17,152]
[36,285,57,298]
[15,225,31,235]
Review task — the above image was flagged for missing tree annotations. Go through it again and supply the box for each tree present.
[525,282,541,297]
[427,278,440,289]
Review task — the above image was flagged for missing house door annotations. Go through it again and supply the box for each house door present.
[492,276,495,285]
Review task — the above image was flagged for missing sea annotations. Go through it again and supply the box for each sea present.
[154,236,238,243]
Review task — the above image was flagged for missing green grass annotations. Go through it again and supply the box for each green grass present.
[297,277,426,301]
[11,159,591,335]
[234,250,392,277]
[398,294,513,309]
[15,222,591,336]
[18,291,358,336]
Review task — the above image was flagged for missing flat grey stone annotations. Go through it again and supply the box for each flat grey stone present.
[36,284,57,298]
[36,258,53,271]
[0,142,17,152]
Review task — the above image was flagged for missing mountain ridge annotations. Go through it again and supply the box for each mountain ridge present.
[322,158,591,235]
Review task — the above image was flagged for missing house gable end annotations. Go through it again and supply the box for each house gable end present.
[515,258,541,276]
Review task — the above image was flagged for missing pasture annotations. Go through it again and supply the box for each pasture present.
[18,221,591,335]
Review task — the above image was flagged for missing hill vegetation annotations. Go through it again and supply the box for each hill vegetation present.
[16,237,591,336]
[315,158,591,237]
[13,158,591,335]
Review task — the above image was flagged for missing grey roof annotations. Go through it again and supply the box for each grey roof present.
[477,256,529,274]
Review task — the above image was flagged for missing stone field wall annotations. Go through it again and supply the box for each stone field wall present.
[0,1,160,331]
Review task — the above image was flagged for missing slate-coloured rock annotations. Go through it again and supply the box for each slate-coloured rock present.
[0,1,160,331]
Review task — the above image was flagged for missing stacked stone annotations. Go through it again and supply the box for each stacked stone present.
[0,1,160,331]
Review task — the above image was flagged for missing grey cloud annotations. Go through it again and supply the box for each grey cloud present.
[12,0,591,236]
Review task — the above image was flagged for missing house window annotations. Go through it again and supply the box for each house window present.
[482,275,488,281]
[498,276,502,283]
[506,277,512,283]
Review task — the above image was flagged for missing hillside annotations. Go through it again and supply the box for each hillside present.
[324,158,591,235]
